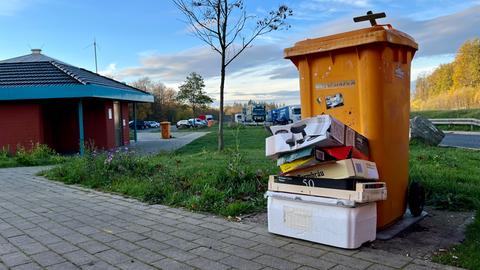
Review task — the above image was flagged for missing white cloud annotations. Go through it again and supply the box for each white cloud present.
[392,5,480,56]
[99,63,117,77]
[411,54,455,80]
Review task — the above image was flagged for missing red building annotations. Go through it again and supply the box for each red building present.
[0,49,153,154]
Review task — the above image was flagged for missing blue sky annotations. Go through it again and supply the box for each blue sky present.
[0,0,479,105]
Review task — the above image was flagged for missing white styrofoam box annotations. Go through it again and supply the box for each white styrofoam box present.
[266,191,376,249]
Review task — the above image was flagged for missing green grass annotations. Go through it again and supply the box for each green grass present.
[409,140,480,210]
[411,109,480,119]
[0,144,65,168]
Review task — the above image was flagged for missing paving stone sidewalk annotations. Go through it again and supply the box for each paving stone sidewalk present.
[0,167,462,270]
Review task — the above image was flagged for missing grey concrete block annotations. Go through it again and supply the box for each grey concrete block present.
[117,260,158,270]
[135,239,171,251]
[353,249,413,269]
[191,246,229,261]
[163,238,199,251]
[287,253,337,270]
[253,254,302,270]
[10,262,43,270]
[151,258,195,270]
[46,261,81,270]
[128,248,165,263]
[281,243,327,257]
[31,251,66,267]
[157,248,198,261]
[47,241,80,254]
[108,239,140,253]
[63,249,97,266]
[95,249,131,265]
[322,252,372,269]
[0,252,32,267]
[221,236,258,248]
[78,240,110,254]
[185,257,229,270]
[219,255,263,270]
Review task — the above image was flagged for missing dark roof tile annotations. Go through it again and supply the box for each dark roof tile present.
[0,53,148,94]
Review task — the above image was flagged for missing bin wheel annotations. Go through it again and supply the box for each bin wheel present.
[408,181,425,217]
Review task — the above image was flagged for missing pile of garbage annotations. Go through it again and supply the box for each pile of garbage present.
[265,115,387,249]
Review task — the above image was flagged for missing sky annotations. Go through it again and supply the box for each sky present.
[0,0,479,106]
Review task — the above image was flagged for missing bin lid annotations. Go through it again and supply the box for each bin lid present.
[284,25,418,59]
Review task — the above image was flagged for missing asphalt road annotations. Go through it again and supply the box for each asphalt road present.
[440,131,480,149]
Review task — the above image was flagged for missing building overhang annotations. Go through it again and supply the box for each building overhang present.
[0,84,154,103]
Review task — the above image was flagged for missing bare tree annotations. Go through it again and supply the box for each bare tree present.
[173,0,292,150]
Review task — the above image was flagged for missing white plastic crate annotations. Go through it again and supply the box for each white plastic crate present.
[266,191,376,249]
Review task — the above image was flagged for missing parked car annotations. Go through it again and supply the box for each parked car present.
[145,121,160,128]
[188,118,207,127]
[176,120,191,129]
[129,120,148,130]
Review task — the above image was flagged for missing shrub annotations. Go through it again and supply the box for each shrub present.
[0,147,10,160]
[14,143,64,166]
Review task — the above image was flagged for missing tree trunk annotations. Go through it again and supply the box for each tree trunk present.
[218,60,226,151]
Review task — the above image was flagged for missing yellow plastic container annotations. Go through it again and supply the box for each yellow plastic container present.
[285,25,418,229]
[160,121,171,139]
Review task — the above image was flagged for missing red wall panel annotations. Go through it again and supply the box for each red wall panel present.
[104,100,116,149]
[83,99,118,150]
[121,102,130,146]
[83,99,108,150]
[0,102,43,153]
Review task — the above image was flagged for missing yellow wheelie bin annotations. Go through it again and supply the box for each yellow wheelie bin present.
[284,17,418,228]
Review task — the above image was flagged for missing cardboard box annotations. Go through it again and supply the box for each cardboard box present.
[277,147,313,166]
[279,157,318,173]
[285,159,379,180]
[268,176,387,203]
[267,191,377,249]
[266,115,369,158]
[274,175,372,190]
[315,146,368,161]
[266,115,345,157]
[345,127,369,159]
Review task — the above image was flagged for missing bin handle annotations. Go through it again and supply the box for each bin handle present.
[353,11,386,26]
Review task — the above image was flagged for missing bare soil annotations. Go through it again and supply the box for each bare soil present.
[241,206,475,261]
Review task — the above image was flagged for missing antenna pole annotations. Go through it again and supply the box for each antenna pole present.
[94,38,98,73]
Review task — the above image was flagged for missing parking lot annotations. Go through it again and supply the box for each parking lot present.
[129,127,209,155]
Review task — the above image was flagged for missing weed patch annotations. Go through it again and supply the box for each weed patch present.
[0,144,65,168]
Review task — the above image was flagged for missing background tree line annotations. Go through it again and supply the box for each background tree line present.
[412,38,480,110]
[129,76,218,122]
[127,75,283,124]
